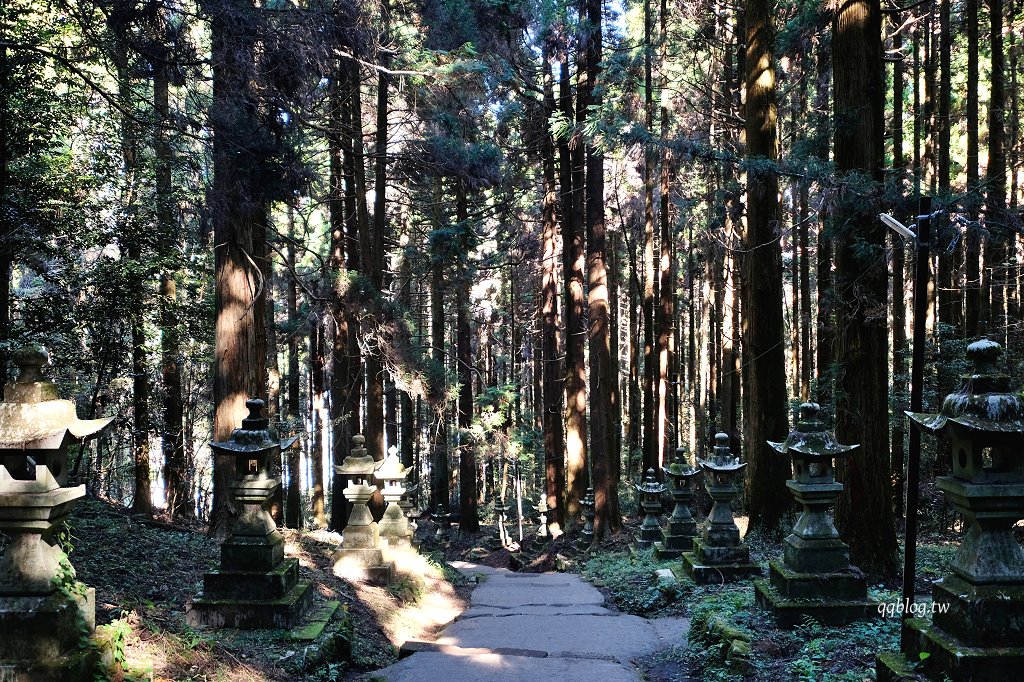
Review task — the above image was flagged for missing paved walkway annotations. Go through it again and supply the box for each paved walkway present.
[373,561,689,681]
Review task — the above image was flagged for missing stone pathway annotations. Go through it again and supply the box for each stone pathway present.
[372,561,690,681]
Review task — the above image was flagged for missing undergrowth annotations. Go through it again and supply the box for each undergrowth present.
[683,584,903,681]
[581,549,690,615]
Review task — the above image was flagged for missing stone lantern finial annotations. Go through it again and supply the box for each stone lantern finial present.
[13,345,48,384]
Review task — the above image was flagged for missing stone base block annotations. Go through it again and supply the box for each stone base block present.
[877,617,1024,682]
[202,557,300,601]
[220,532,285,573]
[766,559,867,601]
[0,588,95,664]
[681,550,761,585]
[186,579,313,629]
[754,578,877,628]
[784,535,850,574]
[929,574,1024,648]
[334,548,394,585]
[653,539,691,560]
[693,538,751,566]
[0,648,97,682]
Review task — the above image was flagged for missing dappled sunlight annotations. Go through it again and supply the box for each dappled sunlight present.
[350,549,467,650]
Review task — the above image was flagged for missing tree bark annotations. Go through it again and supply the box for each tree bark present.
[560,50,588,521]
[541,51,566,533]
[741,0,790,537]
[210,0,268,536]
[831,0,899,576]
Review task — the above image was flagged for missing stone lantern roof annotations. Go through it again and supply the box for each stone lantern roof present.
[699,432,747,473]
[335,434,377,477]
[769,402,859,460]
[908,338,1024,439]
[0,345,112,446]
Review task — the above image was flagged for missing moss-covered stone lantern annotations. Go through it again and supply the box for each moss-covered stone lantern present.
[681,433,760,584]
[579,487,595,548]
[655,445,701,560]
[755,402,876,626]
[333,435,393,585]
[878,339,1024,681]
[0,345,113,678]
[375,446,413,551]
[635,469,667,551]
[187,398,312,629]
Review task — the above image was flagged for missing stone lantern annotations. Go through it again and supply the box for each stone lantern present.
[878,340,1024,681]
[187,398,312,629]
[655,445,701,559]
[333,435,393,585]
[755,402,876,626]
[635,469,666,551]
[536,496,549,540]
[681,433,760,584]
[374,446,413,551]
[0,345,113,677]
[579,487,596,548]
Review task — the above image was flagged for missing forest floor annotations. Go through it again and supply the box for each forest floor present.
[68,497,965,681]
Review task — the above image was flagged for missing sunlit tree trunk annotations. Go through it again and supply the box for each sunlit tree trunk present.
[741,0,790,537]
[210,0,268,536]
[583,0,617,539]
[541,51,565,532]
[560,49,588,521]
[284,206,302,529]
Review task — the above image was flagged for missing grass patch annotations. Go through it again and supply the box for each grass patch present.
[581,549,690,615]
[682,584,902,681]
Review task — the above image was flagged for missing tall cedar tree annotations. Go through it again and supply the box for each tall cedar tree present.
[456,183,479,532]
[584,0,618,539]
[541,48,566,532]
[831,0,899,576]
[741,0,790,536]
[210,0,269,536]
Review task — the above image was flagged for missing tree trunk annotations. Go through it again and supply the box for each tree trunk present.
[831,0,899,576]
[583,0,617,540]
[541,52,566,533]
[456,183,479,533]
[741,0,790,537]
[964,0,982,337]
[285,206,303,529]
[986,0,1008,344]
[310,316,327,527]
[560,51,588,521]
[210,0,268,537]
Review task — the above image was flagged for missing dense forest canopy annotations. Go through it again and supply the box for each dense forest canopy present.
[1,0,1021,575]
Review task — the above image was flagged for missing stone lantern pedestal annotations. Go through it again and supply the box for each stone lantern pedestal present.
[187,399,312,629]
[655,446,701,559]
[878,340,1024,681]
[0,346,112,679]
[333,436,393,585]
[635,469,667,551]
[375,447,413,552]
[755,402,876,626]
[681,433,761,584]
